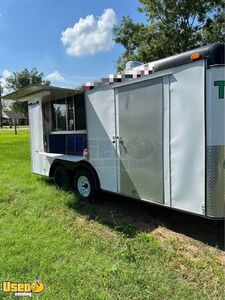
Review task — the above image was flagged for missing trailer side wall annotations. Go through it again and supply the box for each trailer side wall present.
[206,66,225,218]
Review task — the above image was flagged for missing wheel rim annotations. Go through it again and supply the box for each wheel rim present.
[77,176,91,197]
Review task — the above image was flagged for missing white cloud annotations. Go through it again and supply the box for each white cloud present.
[1,69,12,89]
[61,8,117,56]
[2,69,12,78]
[0,70,12,102]
[46,70,65,82]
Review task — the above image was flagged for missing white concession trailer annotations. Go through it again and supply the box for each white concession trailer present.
[3,43,225,219]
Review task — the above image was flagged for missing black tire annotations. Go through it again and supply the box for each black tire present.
[53,165,70,191]
[74,169,96,201]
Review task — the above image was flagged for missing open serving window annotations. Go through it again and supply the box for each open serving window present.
[42,91,87,156]
[3,85,87,156]
[50,95,86,132]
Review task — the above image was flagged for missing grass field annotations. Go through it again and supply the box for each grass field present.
[0,130,224,299]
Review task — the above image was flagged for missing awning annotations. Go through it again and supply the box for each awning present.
[2,85,83,102]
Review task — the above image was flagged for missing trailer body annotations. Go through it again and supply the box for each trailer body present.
[3,43,225,218]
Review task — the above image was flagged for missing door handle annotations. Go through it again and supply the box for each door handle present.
[112,136,122,143]
[112,136,116,143]
[120,140,127,153]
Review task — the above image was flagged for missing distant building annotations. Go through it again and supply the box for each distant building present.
[2,111,29,126]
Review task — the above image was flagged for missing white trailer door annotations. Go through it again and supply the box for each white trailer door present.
[29,101,45,175]
[170,60,205,214]
[85,88,117,192]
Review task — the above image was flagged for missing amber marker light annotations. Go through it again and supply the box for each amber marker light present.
[191,52,201,60]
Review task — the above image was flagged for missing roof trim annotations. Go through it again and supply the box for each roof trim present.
[152,42,224,72]
[2,85,83,101]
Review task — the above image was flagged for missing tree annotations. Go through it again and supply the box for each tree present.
[113,0,224,71]
[5,68,50,114]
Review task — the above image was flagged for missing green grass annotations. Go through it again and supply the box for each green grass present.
[0,130,224,299]
[0,125,29,130]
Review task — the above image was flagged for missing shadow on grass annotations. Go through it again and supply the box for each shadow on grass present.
[44,179,224,250]
[68,191,224,250]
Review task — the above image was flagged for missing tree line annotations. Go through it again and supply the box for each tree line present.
[113,0,224,71]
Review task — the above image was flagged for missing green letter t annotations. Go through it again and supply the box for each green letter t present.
[214,80,225,99]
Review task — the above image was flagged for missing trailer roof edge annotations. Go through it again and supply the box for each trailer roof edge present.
[153,42,224,72]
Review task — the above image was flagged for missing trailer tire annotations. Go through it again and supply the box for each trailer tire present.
[53,165,70,191]
[74,169,96,201]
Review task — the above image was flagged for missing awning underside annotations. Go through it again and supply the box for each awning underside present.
[2,85,83,102]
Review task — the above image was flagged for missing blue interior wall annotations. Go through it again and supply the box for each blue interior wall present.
[48,134,87,155]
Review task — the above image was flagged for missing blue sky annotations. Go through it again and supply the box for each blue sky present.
[0,0,145,89]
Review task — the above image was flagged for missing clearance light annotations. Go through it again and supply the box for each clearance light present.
[191,53,201,60]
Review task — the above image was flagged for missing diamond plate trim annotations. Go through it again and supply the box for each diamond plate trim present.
[206,146,225,218]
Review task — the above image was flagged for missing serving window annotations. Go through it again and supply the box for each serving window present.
[51,95,86,132]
